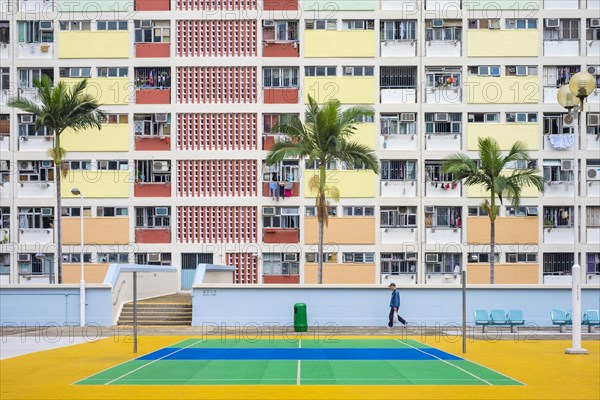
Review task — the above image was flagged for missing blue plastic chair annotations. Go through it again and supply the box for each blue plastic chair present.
[551,308,571,332]
[507,309,525,332]
[474,309,490,332]
[583,310,600,333]
[490,309,507,325]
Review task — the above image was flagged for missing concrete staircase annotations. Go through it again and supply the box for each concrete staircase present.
[117,293,192,326]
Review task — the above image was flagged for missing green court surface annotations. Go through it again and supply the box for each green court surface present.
[76,338,522,386]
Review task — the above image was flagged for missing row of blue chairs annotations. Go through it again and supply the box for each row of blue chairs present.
[474,309,524,333]
[551,309,600,333]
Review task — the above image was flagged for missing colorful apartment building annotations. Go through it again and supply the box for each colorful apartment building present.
[0,0,599,289]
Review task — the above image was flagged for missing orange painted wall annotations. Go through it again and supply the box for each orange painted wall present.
[136,89,171,104]
[263,43,299,57]
[467,263,539,284]
[135,136,170,151]
[263,275,300,284]
[135,228,171,243]
[62,263,109,284]
[304,263,376,284]
[264,88,299,104]
[263,0,298,10]
[134,182,172,197]
[135,43,170,58]
[135,0,170,11]
[304,217,376,244]
[263,229,299,243]
[62,217,129,245]
[467,217,538,244]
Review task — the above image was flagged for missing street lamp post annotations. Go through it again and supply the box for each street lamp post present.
[557,71,596,355]
[71,188,85,327]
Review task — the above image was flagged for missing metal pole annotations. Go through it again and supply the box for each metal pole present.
[133,271,138,353]
[79,194,85,327]
[462,270,466,354]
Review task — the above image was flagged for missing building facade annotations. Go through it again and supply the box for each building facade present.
[0,0,599,288]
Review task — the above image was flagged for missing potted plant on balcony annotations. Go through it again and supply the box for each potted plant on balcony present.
[544,218,554,231]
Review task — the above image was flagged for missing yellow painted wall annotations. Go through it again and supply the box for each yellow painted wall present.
[467,263,539,284]
[61,171,130,198]
[62,217,130,245]
[304,30,376,58]
[61,124,129,152]
[60,78,130,105]
[304,263,376,284]
[304,217,376,244]
[58,31,129,59]
[467,216,538,244]
[466,77,539,104]
[352,123,376,149]
[467,30,539,57]
[467,124,538,151]
[304,170,376,198]
[304,77,376,104]
[63,263,110,284]
[467,177,540,198]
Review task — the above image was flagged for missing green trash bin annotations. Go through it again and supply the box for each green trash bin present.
[294,303,308,332]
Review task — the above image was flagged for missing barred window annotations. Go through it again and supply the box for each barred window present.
[543,253,573,275]
[380,66,417,89]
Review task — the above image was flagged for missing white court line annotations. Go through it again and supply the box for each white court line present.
[296,339,301,385]
[103,339,203,385]
[395,339,492,386]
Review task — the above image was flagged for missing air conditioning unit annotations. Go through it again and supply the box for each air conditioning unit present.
[19,161,35,171]
[263,20,275,27]
[468,254,479,262]
[344,67,353,75]
[0,160,9,170]
[545,19,560,28]
[39,21,53,30]
[41,207,52,216]
[284,253,298,262]
[152,160,169,173]
[587,66,597,75]
[400,113,415,122]
[588,114,599,126]
[148,253,161,262]
[425,254,439,263]
[155,207,169,216]
[425,206,435,213]
[435,113,448,122]
[561,159,574,171]
[19,115,34,124]
[590,19,600,28]
[587,167,600,181]
[263,206,276,216]
[432,19,444,28]
[154,113,168,123]
[18,254,31,262]
[489,20,500,29]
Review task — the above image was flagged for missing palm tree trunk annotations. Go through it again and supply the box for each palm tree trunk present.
[318,211,324,284]
[490,219,495,285]
[55,133,63,284]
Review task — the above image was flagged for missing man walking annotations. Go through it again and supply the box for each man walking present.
[388,283,407,328]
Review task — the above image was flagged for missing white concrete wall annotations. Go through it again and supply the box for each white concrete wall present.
[425,87,461,104]
[587,228,600,243]
[17,182,55,198]
[426,42,461,57]
[0,136,8,152]
[589,0,600,9]
[587,181,600,196]
[381,227,417,244]
[381,135,417,151]
[424,274,461,285]
[18,44,53,59]
[425,227,461,244]
[380,273,417,285]
[543,275,572,285]
[380,88,417,104]
[18,137,53,152]
[587,90,600,105]
[543,87,558,104]
[381,0,418,11]
[425,183,462,197]
[426,134,462,151]
[0,183,10,200]
[543,182,575,197]
[587,41,600,58]
[380,180,417,197]
[586,135,600,151]
[543,228,575,244]
[380,41,416,58]
[19,229,53,244]
[0,44,9,60]
[425,0,462,12]
[544,41,580,57]
[544,0,579,9]
[19,0,51,11]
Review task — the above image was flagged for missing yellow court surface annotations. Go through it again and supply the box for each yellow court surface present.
[1,335,598,400]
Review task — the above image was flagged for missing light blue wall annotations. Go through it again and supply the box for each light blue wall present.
[55,0,132,12]
[192,287,600,327]
[464,0,540,10]
[0,287,112,326]
[303,0,376,11]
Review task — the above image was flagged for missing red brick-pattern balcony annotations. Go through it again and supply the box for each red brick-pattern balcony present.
[136,89,171,104]
[135,43,170,58]
[263,0,297,10]
[134,182,171,197]
[263,88,299,104]
[135,0,171,11]
[263,42,299,57]
[135,228,171,243]
[263,228,299,243]
[263,275,300,284]
[135,136,171,151]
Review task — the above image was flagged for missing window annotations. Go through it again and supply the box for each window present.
[134,20,170,43]
[305,160,337,170]
[468,206,488,216]
[426,253,461,274]
[135,160,171,183]
[59,67,91,78]
[468,66,501,77]
[425,207,462,228]
[133,113,169,136]
[263,67,299,88]
[506,206,538,216]
[425,161,453,182]
[0,207,10,230]
[356,114,374,123]
[97,67,128,78]
[263,114,297,135]
[381,207,417,227]
[543,160,573,182]
[587,19,600,41]
[305,253,337,263]
[135,252,171,265]
[543,207,574,228]
[18,161,54,182]
[263,253,299,275]
[381,253,417,275]
[544,19,580,40]
[305,66,336,77]
[61,207,91,217]
[19,115,50,137]
[380,66,417,88]
[263,206,299,228]
[542,66,580,87]
[342,206,374,216]
[425,20,462,41]
[18,253,52,275]
[18,207,53,229]
[18,21,54,43]
[18,68,54,88]
[263,160,299,182]
[586,206,600,228]
[0,253,9,276]
[0,68,9,93]
[59,21,91,31]
[98,160,128,170]
[543,114,574,135]
[98,253,130,263]
[97,207,128,217]
[100,114,129,124]
[343,253,375,263]
[305,20,336,30]
[381,114,416,136]
[135,207,170,228]
[425,113,462,134]
[342,20,374,30]
[381,160,417,181]
[0,21,9,44]
[97,20,128,31]
[425,68,461,88]
[65,160,91,170]
[588,113,600,135]
[506,159,538,169]
[305,206,336,217]
[506,253,538,263]
[587,253,600,275]
[380,20,416,41]
[268,21,297,41]
[134,67,171,88]
[506,112,537,123]
[506,19,537,29]
[63,253,92,263]
[343,66,374,76]
[506,65,538,76]
[468,19,500,30]
[468,113,500,123]
[543,253,573,275]
[468,253,500,263]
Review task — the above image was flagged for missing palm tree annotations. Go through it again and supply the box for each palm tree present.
[266,95,378,284]
[442,137,544,284]
[8,76,104,283]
